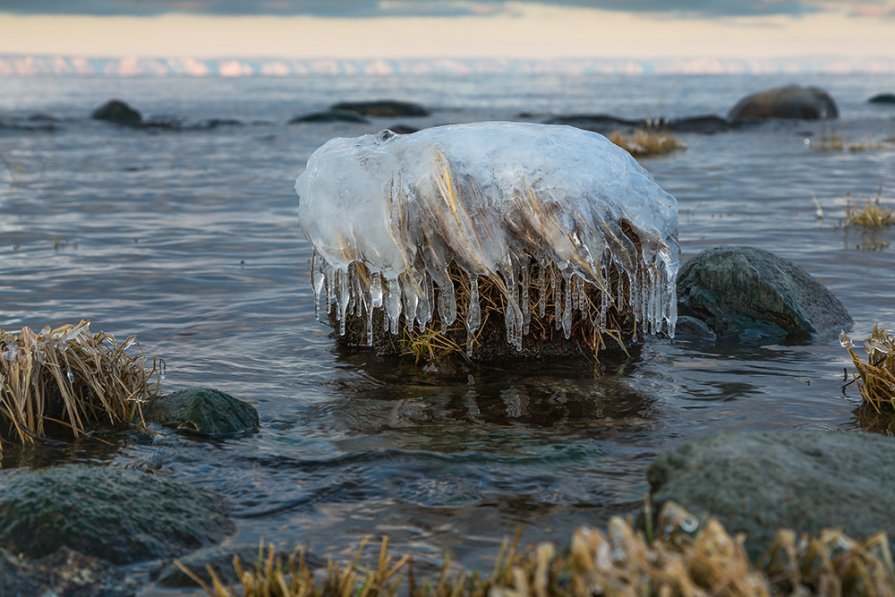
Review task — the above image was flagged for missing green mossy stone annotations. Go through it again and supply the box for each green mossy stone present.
[0,464,233,564]
[144,387,259,437]
[648,431,895,559]
[677,246,852,341]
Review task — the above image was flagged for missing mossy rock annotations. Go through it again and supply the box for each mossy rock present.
[677,246,852,341]
[648,431,895,559]
[0,464,233,564]
[144,387,259,437]
[91,100,143,126]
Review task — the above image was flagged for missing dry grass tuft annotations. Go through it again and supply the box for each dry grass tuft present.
[844,190,895,228]
[609,129,686,158]
[0,320,156,450]
[841,325,895,413]
[189,502,895,597]
[809,134,886,153]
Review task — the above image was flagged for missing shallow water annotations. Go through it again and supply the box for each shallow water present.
[1,72,895,590]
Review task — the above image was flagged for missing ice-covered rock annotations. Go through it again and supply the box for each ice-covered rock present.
[295,122,679,356]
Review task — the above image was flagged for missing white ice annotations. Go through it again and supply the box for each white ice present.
[295,122,679,351]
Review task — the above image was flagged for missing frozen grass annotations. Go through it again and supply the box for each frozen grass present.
[842,325,895,413]
[185,502,895,596]
[0,320,156,450]
[844,191,895,228]
[609,129,686,158]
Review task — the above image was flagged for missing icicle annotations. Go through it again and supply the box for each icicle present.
[370,271,383,308]
[466,275,481,355]
[338,269,350,336]
[520,258,531,335]
[537,262,546,319]
[562,271,572,339]
[385,276,402,335]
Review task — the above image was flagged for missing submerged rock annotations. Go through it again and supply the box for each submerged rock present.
[289,109,370,124]
[386,123,420,135]
[545,114,734,135]
[544,114,638,133]
[648,431,895,558]
[869,93,895,105]
[144,386,259,437]
[92,99,143,126]
[676,246,851,340]
[1,547,131,596]
[0,464,233,564]
[727,85,838,122]
[331,100,429,117]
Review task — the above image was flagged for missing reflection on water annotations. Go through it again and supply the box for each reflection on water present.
[1,72,893,577]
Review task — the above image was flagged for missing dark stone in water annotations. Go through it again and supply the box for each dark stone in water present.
[648,431,895,559]
[869,93,895,104]
[545,113,734,135]
[677,246,852,341]
[386,124,420,135]
[331,100,429,117]
[144,386,259,437]
[543,114,639,133]
[727,84,838,122]
[92,99,143,126]
[156,543,324,588]
[290,109,370,124]
[1,547,132,596]
[0,464,233,564]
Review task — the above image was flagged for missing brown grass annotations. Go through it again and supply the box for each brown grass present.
[0,320,156,450]
[844,191,895,228]
[609,129,686,158]
[842,325,895,413]
[810,134,886,153]
[184,501,895,597]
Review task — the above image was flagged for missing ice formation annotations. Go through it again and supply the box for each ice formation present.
[295,122,679,354]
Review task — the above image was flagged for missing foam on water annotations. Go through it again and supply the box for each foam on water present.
[296,122,679,350]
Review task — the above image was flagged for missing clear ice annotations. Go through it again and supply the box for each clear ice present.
[296,122,679,352]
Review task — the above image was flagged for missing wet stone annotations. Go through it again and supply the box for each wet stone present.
[727,84,838,122]
[91,99,143,126]
[648,431,895,559]
[0,464,234,565]
[144,386,259,437]
[676,246,852,341]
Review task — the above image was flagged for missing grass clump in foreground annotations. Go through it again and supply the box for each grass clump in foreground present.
[185,502,895,596]
[842,325,895,413]
[609,129,686,158]
[0,320,156,450]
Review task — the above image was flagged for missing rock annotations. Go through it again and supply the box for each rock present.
[648,431,895,558]
[543,114,638,133]
[144,386,259,437]
[156,544,264,588]
[0,464,233,564]
[156,543,325,588]
[727,84,838,122]
[289,109,370,124]
[386,124,420,135]
[330,100,429,117]
[0,547,132,597]
[91,100,143,126]
[665,115,734,134]
[869,93,895,104]
[676,246,852,340]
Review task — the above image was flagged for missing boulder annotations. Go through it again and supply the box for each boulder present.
[676,246,851,340]
[386,124,420,135]
[0,464,233,564]
[330,100,429,117]
[727,85,838,122]
[869,93,895,105]
[289,110,369,124]
[648,431,895,559]
[665,115,734,134]
[91,100,143,126]
[543,114,638,133]
[144,387,259,437]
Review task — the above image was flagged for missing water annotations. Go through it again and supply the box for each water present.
[1,72,895,589]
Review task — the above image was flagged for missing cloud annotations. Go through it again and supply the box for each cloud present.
[0,0,890,18]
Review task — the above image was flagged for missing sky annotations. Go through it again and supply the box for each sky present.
[0,0,893,60]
